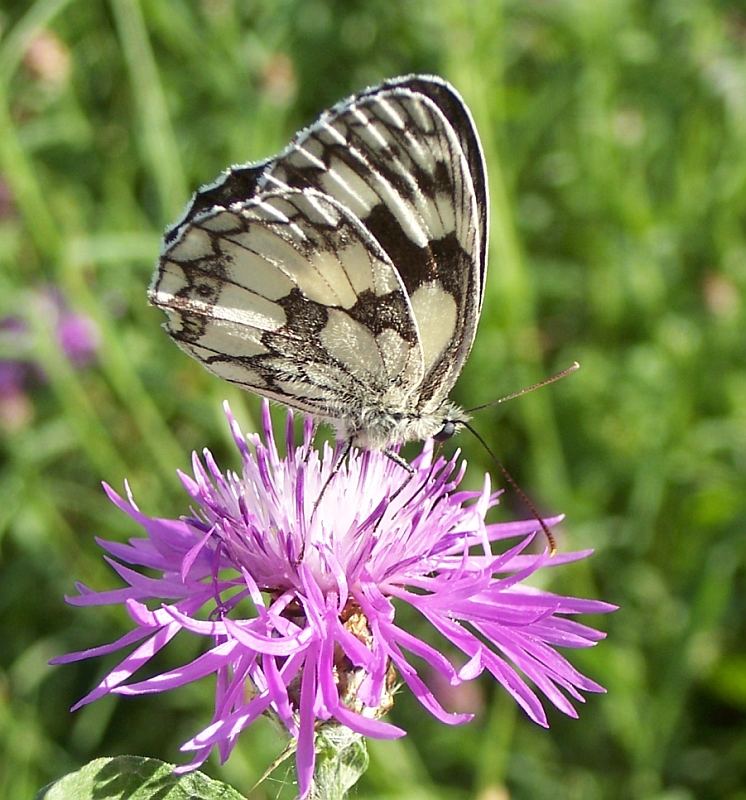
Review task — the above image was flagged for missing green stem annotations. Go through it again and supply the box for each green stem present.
[109,0,187,222]
[310,727,369,800]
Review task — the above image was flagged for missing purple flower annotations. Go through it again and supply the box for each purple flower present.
[53,402,614,798]
[0,359,32,430]
[0,357,28,396]
[36,287,99,366]
[0,289,99,405]
[0,317,32,428]
[55,310,99,366]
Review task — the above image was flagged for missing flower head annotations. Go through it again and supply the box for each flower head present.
[0,288,99,396]
[37,287,100,366]
[54,402,614,798]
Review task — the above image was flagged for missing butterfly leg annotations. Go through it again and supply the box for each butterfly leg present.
[371,449,417,529]
[302,420,319,464]
[310,438,354,519]
[402,447,447,513]
[292,439,355,566]
[382,448,415,475]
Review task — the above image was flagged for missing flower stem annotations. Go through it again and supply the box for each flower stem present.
[310,727,369,799]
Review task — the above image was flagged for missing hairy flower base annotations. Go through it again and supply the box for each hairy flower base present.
[53,402,615,798]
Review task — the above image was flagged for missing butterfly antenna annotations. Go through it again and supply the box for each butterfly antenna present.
[466,361,580,413]
[461,420,557,555]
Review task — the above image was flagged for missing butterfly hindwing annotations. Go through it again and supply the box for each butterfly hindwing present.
[153,188,425,423]
[150,74,488,447]
[163,160,271,248]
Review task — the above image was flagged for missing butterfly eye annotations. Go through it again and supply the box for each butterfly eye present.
[433,421,456,442]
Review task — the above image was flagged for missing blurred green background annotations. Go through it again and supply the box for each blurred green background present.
[1,1,745,798]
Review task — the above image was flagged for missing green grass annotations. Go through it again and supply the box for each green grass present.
[1,1,745,798]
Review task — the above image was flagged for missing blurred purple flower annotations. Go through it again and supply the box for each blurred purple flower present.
[53,402,614,798]
[0,289,99,404]
[0,318,32,429]
[38,287,100,366]
[0,359,27,395]
[55,310,99,366]
[427,659,485,715]
[0,359,31,429]
[0,314,27,339]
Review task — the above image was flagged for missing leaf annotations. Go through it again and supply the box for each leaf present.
[35,755,246,800]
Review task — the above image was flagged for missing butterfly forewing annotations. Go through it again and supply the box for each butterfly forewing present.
[150,74,488,447]
[259,84,484,410]
[375,76,489,302]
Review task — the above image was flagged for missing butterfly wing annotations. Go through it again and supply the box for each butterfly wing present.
[150,75,487,443]
[258,75,488,413]
[162,160,270,248]
[152,188,425,428]
[375,75,488,305]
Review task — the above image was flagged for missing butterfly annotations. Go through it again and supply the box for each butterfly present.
[149,74,488,450]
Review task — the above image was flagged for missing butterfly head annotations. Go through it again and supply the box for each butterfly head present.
[344,400,469,450]
[433,419,458,442]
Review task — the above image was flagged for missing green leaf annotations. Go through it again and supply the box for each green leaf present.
[35,756,246,800]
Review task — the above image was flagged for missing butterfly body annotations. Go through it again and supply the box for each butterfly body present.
[150,75,487,448]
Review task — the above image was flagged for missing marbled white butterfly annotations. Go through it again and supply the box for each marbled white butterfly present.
[150,75,488,450]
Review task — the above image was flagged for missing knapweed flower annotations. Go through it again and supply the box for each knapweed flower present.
[36,288,100,366]
[0,318,33,430]
[0,288,99,396]
[54,402,614,798]
[0,297,98,432]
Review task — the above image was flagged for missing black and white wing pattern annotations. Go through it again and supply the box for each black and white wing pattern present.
[150,74,488,449]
